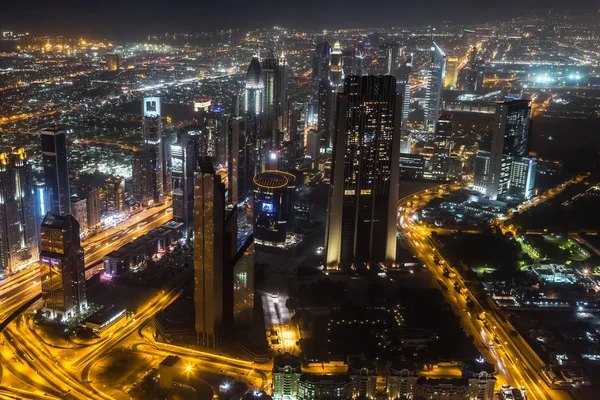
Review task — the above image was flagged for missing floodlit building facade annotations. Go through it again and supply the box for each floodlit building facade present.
[325,75,401,270]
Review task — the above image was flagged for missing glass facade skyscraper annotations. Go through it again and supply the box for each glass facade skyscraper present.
[41,128,71,216]
[488,99,532,199]
[325,75,402,270]
[424,43,446,133]
[40,213,87,319]
[0,149,39,274]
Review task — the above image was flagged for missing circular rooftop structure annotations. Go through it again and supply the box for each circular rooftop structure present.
[253,170,296,190]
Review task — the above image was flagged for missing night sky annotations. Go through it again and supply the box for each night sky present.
[0,0,596,38]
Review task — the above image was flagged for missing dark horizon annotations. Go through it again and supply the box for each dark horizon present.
[1,1,598,39]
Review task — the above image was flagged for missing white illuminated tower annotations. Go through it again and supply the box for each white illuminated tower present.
[424,43,446,134]
[141,97,164,205]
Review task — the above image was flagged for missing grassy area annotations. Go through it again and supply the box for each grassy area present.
[520,234,590,264]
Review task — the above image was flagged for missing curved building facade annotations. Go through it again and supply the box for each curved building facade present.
[252,170,295,246]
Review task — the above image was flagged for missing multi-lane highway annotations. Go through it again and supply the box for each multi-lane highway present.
[398,186,570,400]
[0,203,174,329]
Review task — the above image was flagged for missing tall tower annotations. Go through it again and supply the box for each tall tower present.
[0,149,38,274]
[141,97,164,205]
[172,128,196,239]
[193,159,224,347]
[329,41,344,91]
[431,117,453,180]
[325,76,402,270]
[487,99,532,199]
[261,53,280,153]
[228,116,247,205]
[311,40,332,98]
[245,56,263,178]
[40,213,87,319]
[41,128,71,216]
[277,51,289,138]
[424,43,446,134]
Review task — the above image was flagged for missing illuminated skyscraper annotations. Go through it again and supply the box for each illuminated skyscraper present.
[172,128,196,238]
[277,51,289,136]
[193,159,224,347]
[41,128,71,216]
[139,97,164,205]
[329,41,344,91]
[487,99,532,199]
[0,149,38,274]
[245,56,263,177]
[395,55,412,135]
[325,76,402,270]
[445,57,459,89]
[262,53,279,150]
[106,53,120,71]
[430,117,453,180]
[509,157,536,200]
[424,43,446,133]
[40,213,87,319]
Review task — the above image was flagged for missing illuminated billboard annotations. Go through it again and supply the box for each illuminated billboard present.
[261,202,274,213]
[143,97,161,118]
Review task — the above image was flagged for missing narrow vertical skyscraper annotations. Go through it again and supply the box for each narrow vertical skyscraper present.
[325,76,402,270]
[311,40,332,99]
[424,43,446,133]
[141,97,164,205]
[227,116,247,204]
[277,51,289,136]
[430,117,453,180]
[329,41,344,91]
[172,128,196,238]
[245,56,263,177]
[0,149,38,274]
[41,128,71,216]
[262,53,279,151]
[40,213,87,319]
[193,159,224,347]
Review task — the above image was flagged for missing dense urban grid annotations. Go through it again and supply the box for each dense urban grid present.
[0,9,600,400]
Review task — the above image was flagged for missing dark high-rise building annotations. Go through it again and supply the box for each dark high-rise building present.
[342,44,363,77]
[317,79,334,149]
[140,97,164,205]
[172,128,196,239]
[424,43,446,133]
[41,128,71,216]
[311,40,332,99]
[253,171,296,246]
[262,54,279,151]
[386,42,401,75]
[231,236,254,326]
[228,116,247,205]
[0,149,39,274]
[486,99,532,199]
[40,213,87,319]
[458,46,485,92]
[430,117,453,180]
[193,159,225,347]
[325,76,402,270]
